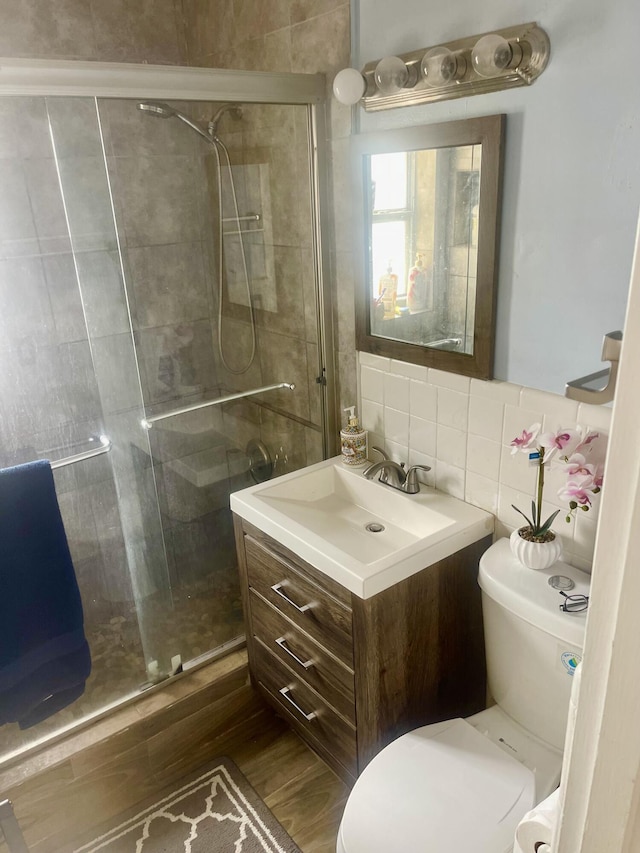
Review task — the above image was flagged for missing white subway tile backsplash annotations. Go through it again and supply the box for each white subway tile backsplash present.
[357,358,610,566]
[429,368,470,393]
[437,424,467,468]
[437,388,469,430]
[384,407,410,446]
[359,351,391,371]
[465,471,499,515]
[361,366,385,403]
[470,378,522,405]
[577,402,613,432]
[435,460,465,500]
[467,434,501,480]
[502,404,544,447]
[384,372,410,412]
[390,359,428,381]
[468,395,504,441]
[410,380,437,421]
[409,415,436,456]
[361,399,383,436]
[520,387,579,429]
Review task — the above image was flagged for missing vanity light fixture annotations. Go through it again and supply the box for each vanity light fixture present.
[333,22,550,111]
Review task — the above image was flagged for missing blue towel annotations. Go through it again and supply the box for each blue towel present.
[0,460,91,729]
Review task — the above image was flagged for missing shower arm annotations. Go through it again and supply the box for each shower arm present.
[141,382,295,429]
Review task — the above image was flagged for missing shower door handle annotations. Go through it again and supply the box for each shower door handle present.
[271,583,313,614]
[275,636,314,670]
[279,686,317,721]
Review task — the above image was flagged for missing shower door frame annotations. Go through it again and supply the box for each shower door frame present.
[0,56,338,457]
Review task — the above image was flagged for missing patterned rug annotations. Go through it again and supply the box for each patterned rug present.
[72,757,301,852]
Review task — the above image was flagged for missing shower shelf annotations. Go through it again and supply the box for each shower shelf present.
[141,382,295,430]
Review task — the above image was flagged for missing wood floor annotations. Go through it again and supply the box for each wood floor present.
[0,652,350,853]
[225,715,350,853]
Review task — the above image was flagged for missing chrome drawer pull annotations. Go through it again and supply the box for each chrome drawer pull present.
[275,636,314,670]
[279,686,317,721]
[271,582,313,613]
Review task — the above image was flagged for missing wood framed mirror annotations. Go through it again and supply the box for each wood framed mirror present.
[353,114,505,379]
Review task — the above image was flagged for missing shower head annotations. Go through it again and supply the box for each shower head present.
[137,101,177,118]
[136,101,214,145]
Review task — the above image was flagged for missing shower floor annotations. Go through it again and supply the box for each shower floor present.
[0,568,244,760]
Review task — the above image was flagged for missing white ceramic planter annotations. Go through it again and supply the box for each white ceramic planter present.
[510,527,563,571]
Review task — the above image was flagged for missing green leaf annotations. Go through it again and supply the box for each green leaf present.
[538,509,561,536]
[512,504,533,528]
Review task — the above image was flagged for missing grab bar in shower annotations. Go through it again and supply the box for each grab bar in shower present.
[50,434,112,470]
[141,382,296,430]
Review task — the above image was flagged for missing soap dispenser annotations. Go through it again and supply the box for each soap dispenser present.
[340,406,368,467]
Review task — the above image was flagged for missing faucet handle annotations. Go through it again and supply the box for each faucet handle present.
[403,465,432,494]
[370,446,391,482]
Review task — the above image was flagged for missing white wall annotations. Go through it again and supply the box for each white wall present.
[354,0,640,394]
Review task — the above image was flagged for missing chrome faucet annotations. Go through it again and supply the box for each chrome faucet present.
[363,447,431,494]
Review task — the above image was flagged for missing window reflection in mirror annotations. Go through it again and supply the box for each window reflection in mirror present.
[354,115,504,380]
[367,143,482,356]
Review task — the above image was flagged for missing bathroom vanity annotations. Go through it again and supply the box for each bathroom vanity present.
[231,457,494,783]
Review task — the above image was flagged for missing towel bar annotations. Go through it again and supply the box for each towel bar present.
[50,434,112,470]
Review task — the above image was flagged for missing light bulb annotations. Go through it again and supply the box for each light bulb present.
[374,56,410,95]
[471,33,522,78]
[421,47,467,86]
[332,68,367,105]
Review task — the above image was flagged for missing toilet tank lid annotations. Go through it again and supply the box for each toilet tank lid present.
[479,539,590,647]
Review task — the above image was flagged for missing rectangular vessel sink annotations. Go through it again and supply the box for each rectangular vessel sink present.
[230,457,494,598]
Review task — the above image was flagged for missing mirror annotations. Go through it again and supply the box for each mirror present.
[354,115,504,379]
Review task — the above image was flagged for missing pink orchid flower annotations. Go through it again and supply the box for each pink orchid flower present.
[558,478,594,507]
[510,423,541,455]
[562,453,596,478]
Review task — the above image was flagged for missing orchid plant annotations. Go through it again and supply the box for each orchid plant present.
[510,424,606,542]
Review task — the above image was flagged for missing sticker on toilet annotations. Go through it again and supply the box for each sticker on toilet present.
[557,647,582,676]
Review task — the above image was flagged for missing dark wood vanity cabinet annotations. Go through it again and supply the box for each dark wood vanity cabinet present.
[234,515,490,784]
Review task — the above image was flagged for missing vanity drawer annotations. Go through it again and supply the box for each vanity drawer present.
[244,535,354,667]
[250,590,356,724]
[254,642,357,778]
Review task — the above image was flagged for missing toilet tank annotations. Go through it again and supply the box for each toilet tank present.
[479,539,590,751]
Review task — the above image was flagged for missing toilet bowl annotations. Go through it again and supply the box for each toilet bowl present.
[336,538,589,853]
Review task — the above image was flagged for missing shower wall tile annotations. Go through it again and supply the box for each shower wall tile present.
[0,161,39,258]
[290,4,350,75]
[0,0,96,60]
[255,327,311,422]
[136,319,218,405]
[74,251,132,338]
[23,158,72,256]
[90,0,184,65]
[56,156,120,253]
[0,97,51,160]
[92,333,146,414]
[46,97,104,159]
[127,243,210,330]
[0,0,185,64]
[0,256,56,348]
[111,155,204,248]
[58,340,102,423]
[43,253,87,344]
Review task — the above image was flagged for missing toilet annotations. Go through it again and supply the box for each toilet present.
[336,538,590,853]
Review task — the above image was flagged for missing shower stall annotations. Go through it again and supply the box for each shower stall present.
[0,61,335,760]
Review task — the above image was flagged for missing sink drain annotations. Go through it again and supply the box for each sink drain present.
[365,522,385,533]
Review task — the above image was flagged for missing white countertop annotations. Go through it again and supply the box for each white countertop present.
[230,456,494,599]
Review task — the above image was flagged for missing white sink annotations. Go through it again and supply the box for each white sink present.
[230,457,494,598]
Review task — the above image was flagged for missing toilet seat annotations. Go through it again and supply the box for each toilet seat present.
[337,718,536,853]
